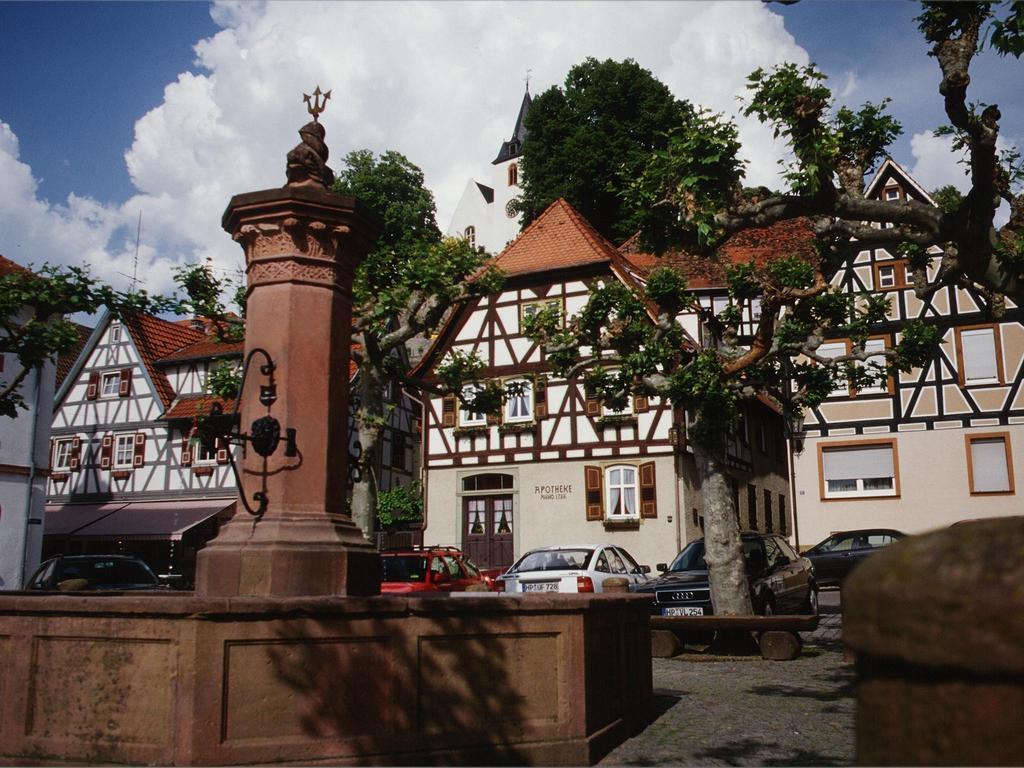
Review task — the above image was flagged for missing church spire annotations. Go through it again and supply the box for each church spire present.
[492,85,532,165]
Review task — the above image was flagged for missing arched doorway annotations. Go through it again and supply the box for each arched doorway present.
[461,472,514,570]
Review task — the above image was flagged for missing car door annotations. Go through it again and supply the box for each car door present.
[809,533,856,584]
[776,536,812,610]
[442,555,470,591]
[614,546,650,587]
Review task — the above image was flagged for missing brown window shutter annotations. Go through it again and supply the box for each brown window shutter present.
[441,395,456,427]
[585,396,600,417]
[487,410,501,426]
[118,367,133,397]
[584,465,604,521]
[216,437,230,465]
[86,371,100,400]
[133,433,146,468]
[639,461,657,518]
[181,433,193,467]
[633,395,649,413]
[70,436,82,471]
[534,377,547,419]
[100,434,113,469]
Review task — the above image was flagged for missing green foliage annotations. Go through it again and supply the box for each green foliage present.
[988,1,1024,56]
[994,233,1024,280]
[173,263,245,342]
[930,185,965,215]
[435,349,504,415]
[375,481,424,530]
[205,362,242,400]
[0,263,178,417]
[893,321,944,372]
[518,57,694,243]
[832,100,903,177]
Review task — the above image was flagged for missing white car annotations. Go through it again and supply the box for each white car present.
[497,544,651,593]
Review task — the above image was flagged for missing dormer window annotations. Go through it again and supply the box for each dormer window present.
[508,163,519,187]
[464,226,476,250]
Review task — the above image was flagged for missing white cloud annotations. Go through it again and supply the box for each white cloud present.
[1,1,817,295]
[909,131,971,193]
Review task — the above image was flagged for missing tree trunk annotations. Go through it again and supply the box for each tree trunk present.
[692,440,754,615]
[349,359,384,544]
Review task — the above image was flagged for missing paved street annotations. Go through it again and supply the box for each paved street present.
[602,592,853,766]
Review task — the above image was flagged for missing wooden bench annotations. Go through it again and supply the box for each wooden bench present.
[650,614,820,660]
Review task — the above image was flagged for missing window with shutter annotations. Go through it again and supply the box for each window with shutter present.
[112,434,134,469]
[118,367,133,397]
[181,432,193,467]
[441,395,457,427]
[132,433,146,468]
[639,461,657,518]
[86,371,100,400]
[70,437,82,471]
[216,437,230,464]
[957,326,1002,385]
[820,440,899,498]
[966,434,1014,494]
[534,377,547,419]
[100,435,113,469]
[584,465,603,520]
[605,465,639,519]
[52,439,74,472]
[633,395,649,413]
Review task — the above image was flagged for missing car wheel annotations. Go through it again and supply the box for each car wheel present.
[804,585,819,616]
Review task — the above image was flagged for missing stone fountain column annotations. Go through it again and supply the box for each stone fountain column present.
[194,113,381,598]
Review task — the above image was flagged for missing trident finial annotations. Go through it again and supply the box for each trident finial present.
[303,85,332,123]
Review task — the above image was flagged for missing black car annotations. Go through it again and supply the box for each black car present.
[26,555,165,592]
[803,528,905,587]
[635,533,817,616]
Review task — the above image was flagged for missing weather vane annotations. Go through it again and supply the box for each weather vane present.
[303,85,332,123]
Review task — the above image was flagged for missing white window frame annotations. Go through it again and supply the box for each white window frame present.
[885,186,900,201]
[504,378,533,423]
[817,341,849,397]
[877,264,897,289]
[464,226,476,250]
[53,438,74,471]
[604,464,639,520]
[101,372,121,398]
[113,434,135,469]
[820,441,899,500]
[192,431,218,465]
[966,434,1014,495]
[958,326,1001,386]
[109,323,122,343]
[520,298,563,328]
[458,384,487,427]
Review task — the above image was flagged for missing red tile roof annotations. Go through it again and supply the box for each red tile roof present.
[122,314,206,408]
[0,254,34,278]
[55,323,93,388]
[619,218,817,288]
[162,394,237,421]
[491,199,620,277]
[158,337,244,363]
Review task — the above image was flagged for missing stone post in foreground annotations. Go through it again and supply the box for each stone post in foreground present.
[843,516,1024,766]
[195,93,382,597]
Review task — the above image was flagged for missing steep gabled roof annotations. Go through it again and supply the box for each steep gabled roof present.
[864,157,934,204]
[122,314,206,408]
[619,218,817,289]
[158,337,244,364]
[492,90,532,165]
[491,198,620,278]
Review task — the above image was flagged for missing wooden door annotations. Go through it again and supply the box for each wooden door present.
[463,495,514,570]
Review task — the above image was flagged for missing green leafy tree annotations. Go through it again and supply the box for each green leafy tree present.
[375,481,424,531]
[518,57,694,244]
[528,1,1022,615]
[0,263,178,418]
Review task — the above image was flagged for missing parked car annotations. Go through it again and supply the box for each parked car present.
[803,528,905,587]
[635,533,817,616]
[497,544,651,593]
[379,546,491,593]
[26,554,164,592]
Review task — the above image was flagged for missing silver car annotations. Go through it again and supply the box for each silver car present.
[498,544,651,593]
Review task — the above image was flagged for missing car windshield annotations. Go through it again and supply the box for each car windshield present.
[668,539,765,573]
[381,555,429,582]
[510,549,592,572]
[58,558,158,587]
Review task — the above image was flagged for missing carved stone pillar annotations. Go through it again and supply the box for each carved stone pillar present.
[194,185,381,597]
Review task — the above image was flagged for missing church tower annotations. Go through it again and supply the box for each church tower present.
[446,88,531,255]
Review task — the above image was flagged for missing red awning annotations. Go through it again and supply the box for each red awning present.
[43,503,128,536]
[45,499,233,541]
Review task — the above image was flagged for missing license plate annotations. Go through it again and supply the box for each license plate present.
[522,582,559,592]
[663,606,703,616]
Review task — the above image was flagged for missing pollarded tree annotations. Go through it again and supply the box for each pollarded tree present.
[0,262,179,418]
[517,57,694,244]
[529,1,1022,615]
[334,150,503,540]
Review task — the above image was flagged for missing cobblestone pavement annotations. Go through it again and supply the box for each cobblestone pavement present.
[601,592,852,766]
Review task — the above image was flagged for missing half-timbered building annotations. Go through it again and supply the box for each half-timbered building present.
[45,311,421,583]
[791,159,1024,546]
[416,199,791,572]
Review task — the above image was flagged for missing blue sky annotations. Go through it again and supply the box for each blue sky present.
[0,1,1020,295]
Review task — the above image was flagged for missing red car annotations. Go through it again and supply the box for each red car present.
[379,546,492,593]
